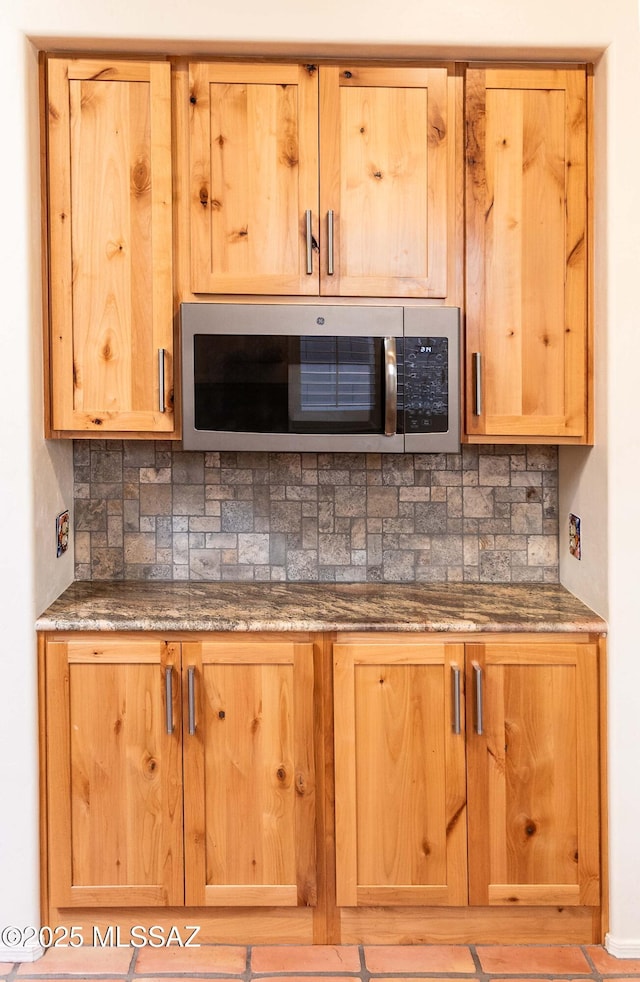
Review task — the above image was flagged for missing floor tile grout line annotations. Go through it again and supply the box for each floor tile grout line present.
[580,942,606,978]
[126,943,138,980]
[468,943,484,977]
[245,944,254,982]
[358,943,369,982]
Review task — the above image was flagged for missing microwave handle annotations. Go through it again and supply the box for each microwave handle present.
[383,337,398,436]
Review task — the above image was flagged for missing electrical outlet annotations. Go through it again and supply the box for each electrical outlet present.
[56,509,70,557]
[569,513,581,560]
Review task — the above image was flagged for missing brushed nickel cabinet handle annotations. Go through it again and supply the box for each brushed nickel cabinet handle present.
[452,665,461,734]
[165,666,174,734]
[473,662,484,735]
[305,210,313,274]
[188,666,196,735]
[383,337,398,437]
[158,348,166,414]
[473,352,482,416]
[327,209,335,275]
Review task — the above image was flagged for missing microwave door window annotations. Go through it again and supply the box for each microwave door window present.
[288,336,384,434]
[193,335,290,432]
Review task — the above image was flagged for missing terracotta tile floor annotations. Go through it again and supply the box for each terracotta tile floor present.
[2,944,640,981]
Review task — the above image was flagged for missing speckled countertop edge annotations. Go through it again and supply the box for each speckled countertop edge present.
[36,581,607,634]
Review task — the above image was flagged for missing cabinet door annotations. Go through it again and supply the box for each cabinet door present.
[182,640,316,906]
[334,641,467,906]
[189,63,319,295]
[45,639,183,907]
[46,58,175,434]
[465,67,589,441]
[466,642,600,906]
[320,66,450,298]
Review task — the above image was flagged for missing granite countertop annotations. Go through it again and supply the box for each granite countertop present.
[36,581,607,634]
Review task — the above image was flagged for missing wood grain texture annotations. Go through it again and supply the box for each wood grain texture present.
[320,65,449,298]
[40,626,604,942]
[465,66,589,442]
[42,905,315,944]
[46,57,174,434]
[334,640,467,906]
[45,639,183,907]
[189,62,319,295]
[338,903,599,944]
[182,640,316,907]
[466,641,600,906]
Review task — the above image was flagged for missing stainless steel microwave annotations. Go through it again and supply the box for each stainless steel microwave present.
[181,303,460,453]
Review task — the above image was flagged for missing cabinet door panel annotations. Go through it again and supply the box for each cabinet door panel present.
[466,642,599,906]
[334,642,467,906]
[465,67,588,441]
[46,58,174,433]
[45,639,183,907]
[189,63,319,295]
[182,641,316,906]
[320,66,450,297]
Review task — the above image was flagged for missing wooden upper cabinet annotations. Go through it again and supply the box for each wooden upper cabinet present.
[45,58,175,435]
[45,639,184,907]
[188,62,454,298]
[465,67,591,443]
[466,641,600,907]
[181,639,316,907]
[188,63,319,295]
[319,66,450,298]
[333,640,468,906]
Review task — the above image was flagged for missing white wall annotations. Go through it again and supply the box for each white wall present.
[2,0,639,958]
[0,26,74,961]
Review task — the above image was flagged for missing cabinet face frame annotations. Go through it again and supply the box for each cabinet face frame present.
[464,65,591,444]
[45,57,175,437]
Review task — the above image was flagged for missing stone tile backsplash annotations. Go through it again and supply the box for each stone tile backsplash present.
[73,442,559,583]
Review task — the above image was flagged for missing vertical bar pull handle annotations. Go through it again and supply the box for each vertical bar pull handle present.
[327,209,335,275]
[452,665,461,734]
[305,210,313,274]
[473,662,484,735]
[158,348,166,414]
[383,337,398,437]
[473,352,482,416]
[188,666,196,736]
[165,666,174,734]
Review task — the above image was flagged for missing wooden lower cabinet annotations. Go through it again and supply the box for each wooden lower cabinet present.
[40,630,605,944]
[41,633,319,942]
[331,633,605,943]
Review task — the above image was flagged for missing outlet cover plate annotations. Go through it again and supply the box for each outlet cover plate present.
[56,509,70,557]
[569,513,581,560]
